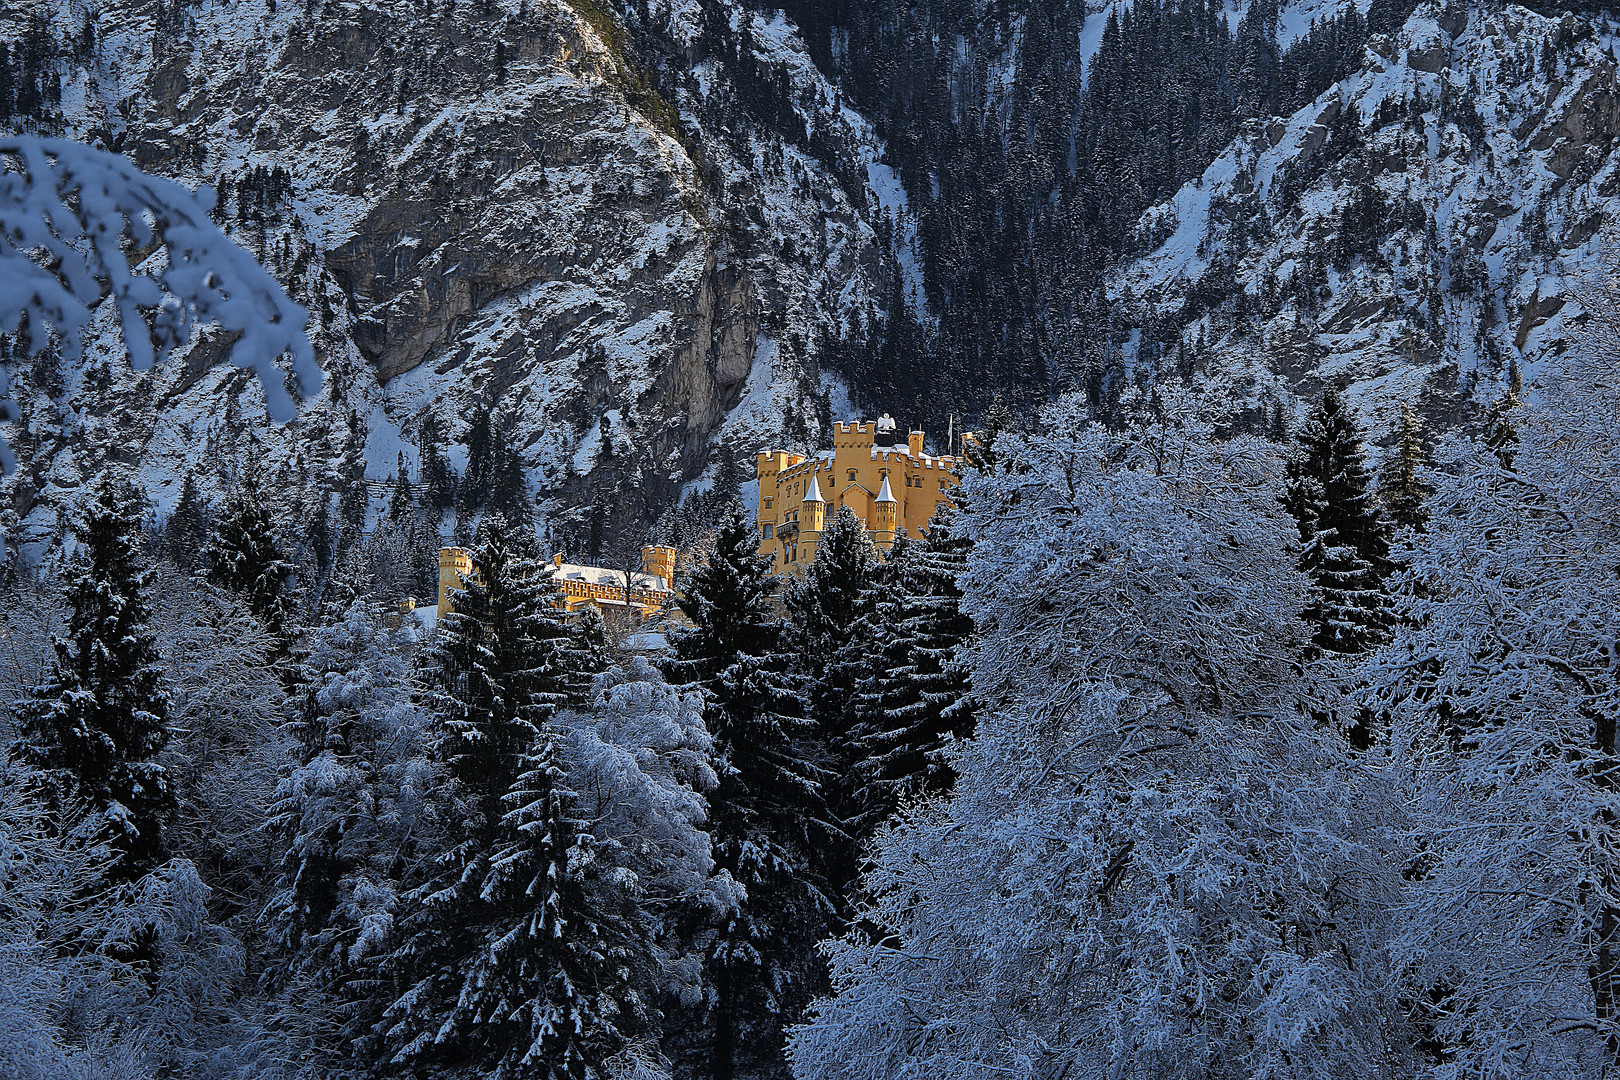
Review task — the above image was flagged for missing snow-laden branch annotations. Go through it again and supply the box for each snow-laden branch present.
[0,136,321,463]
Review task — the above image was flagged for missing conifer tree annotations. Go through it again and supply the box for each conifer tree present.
[388,452,414,524]
[847,505,977,835]
[380,513,648,1078]
[1381,401,1434,533]
[784,502,879,743]
[164,470,208,569]
[418,411,455,510]
[1282,388,1393,656]
[567,603,612,705]
[12,473,173,880]
[664,506,835,1080]
[205,471,294,642]
[1482,362,1524,469]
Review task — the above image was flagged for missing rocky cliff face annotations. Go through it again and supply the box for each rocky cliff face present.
[0,0,906,558]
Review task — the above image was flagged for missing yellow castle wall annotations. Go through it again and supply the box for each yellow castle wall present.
[754,421,964,573]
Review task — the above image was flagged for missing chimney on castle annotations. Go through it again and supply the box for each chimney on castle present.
[908,429,924,457]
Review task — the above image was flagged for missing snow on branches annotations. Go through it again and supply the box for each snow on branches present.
[0,136,320,465]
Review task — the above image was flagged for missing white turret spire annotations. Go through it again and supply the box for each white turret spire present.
[804,474,826,503]
[876,475,897,503]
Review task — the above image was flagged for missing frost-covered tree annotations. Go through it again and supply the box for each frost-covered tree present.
[846,504,976,836]
[147,572,287,919]
[264,598,434,1069]
[12,472,174,880]
[791,390,1407,1080]
[1362,255,1620,1076]
[665,506,836,1080]
[0,136,319,471]
[204,470,294,644]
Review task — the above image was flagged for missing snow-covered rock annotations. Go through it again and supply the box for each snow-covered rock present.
[0,0,912,553]
[1109,0,1620,438]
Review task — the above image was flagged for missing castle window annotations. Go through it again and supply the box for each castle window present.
[763,497,773,508]
[848,469,858,482]
[762,524,773,539]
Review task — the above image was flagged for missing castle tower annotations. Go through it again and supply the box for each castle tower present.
[801,472,827,561]
[873,474,898,552]
[438,546,474,618]
[641,544,677,585]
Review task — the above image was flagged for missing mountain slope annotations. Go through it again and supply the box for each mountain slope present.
[1109,0,1620,437]
[0,0,909,560]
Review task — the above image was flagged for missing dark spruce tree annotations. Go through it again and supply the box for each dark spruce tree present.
[380,513,644,1078]
[663,505,835,1080]
[1381,401,1434,533]
[418,410,456,510]
[1483,362,1524,470]
[782,502,877,889]
[12,473,173,880]
[205,470,295,643]
[1282,391,1393,731]
[847,504,977,837]
[164,470,208,569]
[388,451,415,524]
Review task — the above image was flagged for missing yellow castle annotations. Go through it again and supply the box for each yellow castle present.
[437,544,677,621]
[755,414,965,572]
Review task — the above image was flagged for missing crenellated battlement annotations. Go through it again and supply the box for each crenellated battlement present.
[754,414,971,574]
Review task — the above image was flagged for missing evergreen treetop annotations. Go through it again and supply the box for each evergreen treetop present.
[204,470,294,640]
[12,472,173,879]
[1282,386,1390,572]
[1381,401,1434,533]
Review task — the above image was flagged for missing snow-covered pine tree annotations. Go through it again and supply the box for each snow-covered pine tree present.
[664,505,836,1080]
[567,602,612,705]
[204,470,294,644]
[388,451,414,523]
[1282,388,1392,655]
[379,513,617,1077]
[463,729,656,1077]
[847,504,976,836]
[1300,534,1391,658]
[12,472,173,880]
[1380,401,1434,533]
[164,470,208,569]
[1283,387,1390,570]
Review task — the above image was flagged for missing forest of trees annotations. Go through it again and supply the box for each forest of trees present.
[4,256,1620,1077]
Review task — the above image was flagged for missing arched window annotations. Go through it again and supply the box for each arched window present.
[848,469,858,482]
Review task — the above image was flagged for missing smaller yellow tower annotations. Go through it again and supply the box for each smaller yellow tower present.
[873,474,898,552]
[438,546,475,618]
[801,472,827,560]
[641,545,677,585]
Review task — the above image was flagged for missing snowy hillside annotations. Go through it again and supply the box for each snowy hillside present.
[1109,0,1620,438]
[0,0,915,558]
